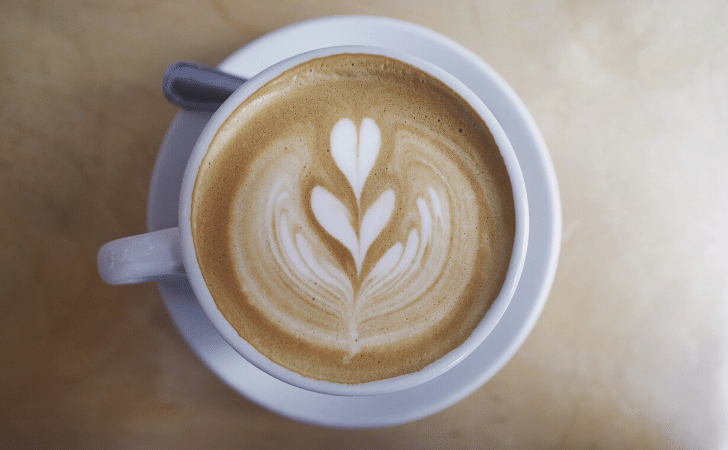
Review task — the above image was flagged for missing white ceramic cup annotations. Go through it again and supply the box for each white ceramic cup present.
[98,45,529,396]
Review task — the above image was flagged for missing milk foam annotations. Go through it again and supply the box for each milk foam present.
[230,117,478,359]
[191,53,515,383]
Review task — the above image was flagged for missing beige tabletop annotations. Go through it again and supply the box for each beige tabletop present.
[2,0,727,448]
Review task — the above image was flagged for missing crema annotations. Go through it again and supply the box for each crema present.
[191,53,515,384]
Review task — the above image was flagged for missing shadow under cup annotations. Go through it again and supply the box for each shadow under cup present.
[179,46,529,396]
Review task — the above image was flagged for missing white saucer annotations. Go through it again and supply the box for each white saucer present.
[147,15,561,428]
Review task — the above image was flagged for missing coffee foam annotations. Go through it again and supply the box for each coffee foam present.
[191,53,515,383]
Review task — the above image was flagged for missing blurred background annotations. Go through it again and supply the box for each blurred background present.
[1,0,727,448]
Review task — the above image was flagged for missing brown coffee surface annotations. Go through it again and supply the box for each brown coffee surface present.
[191,53,515,384]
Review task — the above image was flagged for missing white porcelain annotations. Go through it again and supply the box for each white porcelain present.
[99,44,528,396]
[146,15,560,427]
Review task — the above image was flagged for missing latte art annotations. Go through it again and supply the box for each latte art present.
[236,116,472,360]
[312,117,389,276]
[191,53,515,383]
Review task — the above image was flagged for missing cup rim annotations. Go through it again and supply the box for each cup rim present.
[178,45,528,396]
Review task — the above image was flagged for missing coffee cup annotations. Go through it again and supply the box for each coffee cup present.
[98,46,528,396]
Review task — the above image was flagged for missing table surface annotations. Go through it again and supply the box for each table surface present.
[2,1,727,448]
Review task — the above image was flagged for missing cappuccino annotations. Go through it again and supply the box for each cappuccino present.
[191,53,515,384]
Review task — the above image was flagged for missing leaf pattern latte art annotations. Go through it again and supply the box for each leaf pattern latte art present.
[232,117,478,360]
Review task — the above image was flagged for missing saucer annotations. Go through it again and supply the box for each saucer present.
[147,15,561,428]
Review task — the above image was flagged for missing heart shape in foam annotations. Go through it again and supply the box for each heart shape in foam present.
[330,117,381,206]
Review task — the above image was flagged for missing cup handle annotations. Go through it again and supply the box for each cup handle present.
[97,227,185,285]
